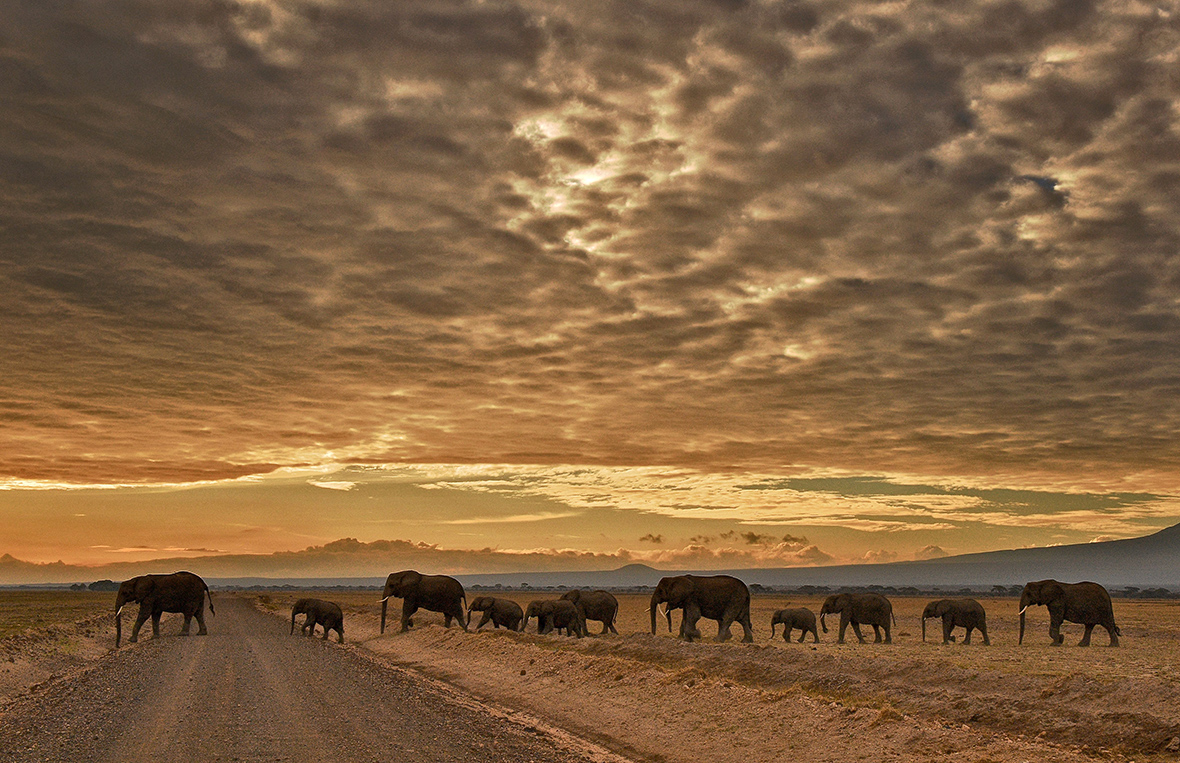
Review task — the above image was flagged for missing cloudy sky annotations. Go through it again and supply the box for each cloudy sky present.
[3,0,1180,574]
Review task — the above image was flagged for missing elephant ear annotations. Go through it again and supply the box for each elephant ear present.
[134,576,154,600]
[1044,582,1066,602]
[671,577,694,601]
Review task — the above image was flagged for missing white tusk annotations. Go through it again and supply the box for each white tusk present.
[658,604,667,617]
[1018,605,1029,615]
[377,596,392,603]
[116,606,124,617]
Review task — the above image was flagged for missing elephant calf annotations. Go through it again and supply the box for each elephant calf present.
[468,596,524,631]
[770,607,819,643]
[292,598,345,644]
[525,599,586,637]
[922,598,988,645]
[560,589,619,635]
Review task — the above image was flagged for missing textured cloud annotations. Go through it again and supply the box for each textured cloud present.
[2,1,1180,567]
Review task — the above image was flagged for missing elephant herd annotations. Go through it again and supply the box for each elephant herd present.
[110,570,1124,649]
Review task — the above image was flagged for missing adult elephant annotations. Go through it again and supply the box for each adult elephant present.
[524,599,585,637]
[770,607,819,643]
[649,575,753,643]
[291,598,344,644]
[1018,580,1120,646]
[115,571,214,648]
[922,598,989,645]
[379,570,467,634]
[468,596,524,631]
[560,589,619,635]
[819,592,894,644]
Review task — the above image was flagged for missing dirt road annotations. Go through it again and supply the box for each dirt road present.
[0,597,626,763]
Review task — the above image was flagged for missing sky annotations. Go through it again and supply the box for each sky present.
[2,0,1180,576]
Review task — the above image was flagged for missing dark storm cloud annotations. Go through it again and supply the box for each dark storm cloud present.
[2,0,1179,506]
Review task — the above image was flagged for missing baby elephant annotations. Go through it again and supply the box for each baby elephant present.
[291,598,345,644]
[770,607,819,643]
[468,596,524,631]
[525,599,586,637]
[922,598,989,645]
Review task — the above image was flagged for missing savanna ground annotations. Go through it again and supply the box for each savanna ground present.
[4,589,1180,763]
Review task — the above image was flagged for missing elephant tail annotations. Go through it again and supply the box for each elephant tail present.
[892,610,896,626]
[205,582,216,616]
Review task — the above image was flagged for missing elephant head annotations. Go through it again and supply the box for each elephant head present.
[921,600,951,642]
[1018,580,1065,645]
[524,601,545,630]
[380,570,422,634]
[649,576,693,634]
[467,596,493,614]
[818,594,848,633]
[114,576,152,648]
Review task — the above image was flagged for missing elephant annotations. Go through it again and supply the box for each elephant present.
[291,598,344,644]
[819,592,895,644]
[524,599,586,637]
[1018,580,1120,647]
[922,598,989,645]
[560,589,619,635]
[379,570,467,634]
[649,575,754,643]
[770,607,819,643]
[467,596,524,631]
[115,571,214,648]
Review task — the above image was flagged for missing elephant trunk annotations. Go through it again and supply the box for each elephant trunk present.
[291,609,297,635]
[921,616,926,642]
[649,595,660,635]
[1018,594,1031,645]
[381,597,389,634]
[820,611,828,633]
[114,596,128,648]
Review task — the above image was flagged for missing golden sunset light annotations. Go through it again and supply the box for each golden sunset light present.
[3,0,1180,580]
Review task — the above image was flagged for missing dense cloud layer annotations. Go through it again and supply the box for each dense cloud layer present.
[2,1,1179,508]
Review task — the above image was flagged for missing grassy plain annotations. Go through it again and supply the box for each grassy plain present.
[0,591,112,639]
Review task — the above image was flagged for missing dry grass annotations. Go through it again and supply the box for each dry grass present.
[0,591,112,639]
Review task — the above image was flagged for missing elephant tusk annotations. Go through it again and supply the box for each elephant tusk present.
[115,606,124,617]
[378,596,392,603]
[1018,605,1029,615]
[658,604,667,617]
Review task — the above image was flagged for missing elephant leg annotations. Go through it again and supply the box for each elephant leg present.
[195,609,208,635]
[401,604,418,633]
[444,614,454,628]
[739,613,754,643]
[130,611,150,643]
[850,622,868,643]
[682,604,703,642]
[871,624,882,643]
[838,614,851,644]
[811,627,819,643]
[151,612,162,639]
[1079,623,1094,647]
[1105,624,1119,647]
[1049,613,1064,645]
[476,612,491,630]
[980,625,990,646]
[942,617,954,645]
[182,614,193,635]
[715,614,734,643]
[962,626,972,645]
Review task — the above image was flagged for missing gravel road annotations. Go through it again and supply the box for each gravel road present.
[0,596,624,762]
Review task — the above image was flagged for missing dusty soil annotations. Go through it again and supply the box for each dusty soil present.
[0,596,625,762]
[258,592,1180,763]
[0,592,112,706]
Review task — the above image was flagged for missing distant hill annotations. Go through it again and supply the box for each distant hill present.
[454,524,1180,590]
[3,524,1178,589]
